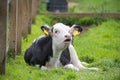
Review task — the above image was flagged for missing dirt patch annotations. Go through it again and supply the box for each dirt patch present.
[68,2,78,8]
[81,26,91,33]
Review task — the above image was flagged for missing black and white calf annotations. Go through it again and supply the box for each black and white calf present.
[24,23,98,71]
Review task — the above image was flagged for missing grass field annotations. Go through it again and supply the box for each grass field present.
[0,16,120,80]
[40,0,120,13]
[69,0,120,13]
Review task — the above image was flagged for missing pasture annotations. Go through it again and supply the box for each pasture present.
[68,0,120,13]
[40,0,120,13]
[0,0,120,79]
[0,16,120,80]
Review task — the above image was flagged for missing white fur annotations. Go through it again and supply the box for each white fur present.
[68,44,98,71]
[64,64,79,71]
[68,44,86,70]
[41,66,47,70]
[52,23,72,50]
[35,64,40,68]
[46,23,73,68]
[81,62,89,66]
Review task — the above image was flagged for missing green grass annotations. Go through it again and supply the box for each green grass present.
[0,18,120,80]
[69,0,120,13]
[39,0,120,13]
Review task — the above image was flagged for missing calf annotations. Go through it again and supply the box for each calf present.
[24,23,98,71]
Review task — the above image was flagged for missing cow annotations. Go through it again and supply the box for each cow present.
[24,23,98,71]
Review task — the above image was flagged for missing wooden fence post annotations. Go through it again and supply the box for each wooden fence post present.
[22,0,29,38]
[31,0,40,22]
[9,0,18,58]
[0,0,7,74]
[28,0,32,34]
[16,0,23,54]
[31,0,36,22]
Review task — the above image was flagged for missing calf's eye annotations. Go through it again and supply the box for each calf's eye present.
[55,30,57,33]
[55,30,59,34]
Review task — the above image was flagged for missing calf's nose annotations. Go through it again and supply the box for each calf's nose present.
[64,35,71,39]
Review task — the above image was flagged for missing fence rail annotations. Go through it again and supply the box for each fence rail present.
[40,13,120,18]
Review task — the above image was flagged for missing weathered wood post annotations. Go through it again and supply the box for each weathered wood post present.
[9,0,18,58]
[22,0,29,38]
[0,0,8,74]
[31,0,40,22]
[16,0,23,54]
[28,0,32,34]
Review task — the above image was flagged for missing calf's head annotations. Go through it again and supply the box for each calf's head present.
[41,23,82,50]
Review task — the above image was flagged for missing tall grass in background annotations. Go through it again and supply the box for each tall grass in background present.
[39,0,120,13]
[69,0,120,13]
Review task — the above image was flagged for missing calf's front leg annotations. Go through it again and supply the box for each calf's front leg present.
[69,44,98,71]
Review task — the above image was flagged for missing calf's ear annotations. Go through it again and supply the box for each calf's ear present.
[71,25,83,36]
[41,25,51,36]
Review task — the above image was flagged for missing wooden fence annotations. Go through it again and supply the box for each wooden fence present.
[0,0,40,74]
[40,13,120,19]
